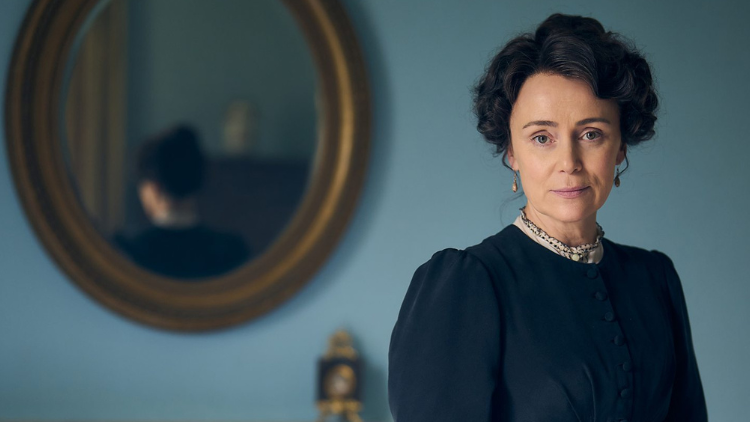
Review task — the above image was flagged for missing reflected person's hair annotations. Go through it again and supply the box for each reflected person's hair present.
[473,13,659,168]
[136,124,206,199]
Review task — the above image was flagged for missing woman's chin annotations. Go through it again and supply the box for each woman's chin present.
[537,204,597,226]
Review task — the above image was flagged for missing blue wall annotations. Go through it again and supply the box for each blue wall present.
[124,0,318,159]
[1,0,749,420]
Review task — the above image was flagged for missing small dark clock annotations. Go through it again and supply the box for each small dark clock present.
[316,330,363,422]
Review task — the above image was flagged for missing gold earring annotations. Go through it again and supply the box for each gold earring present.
[512,171,518,193]
[614,167,621,188]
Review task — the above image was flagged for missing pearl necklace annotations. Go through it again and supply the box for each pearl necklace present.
[519,207,604,262]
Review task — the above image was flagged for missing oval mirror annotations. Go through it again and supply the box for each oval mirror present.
[6,0,370,330]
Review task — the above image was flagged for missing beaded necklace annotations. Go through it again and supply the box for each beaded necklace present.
[519,207,604,262]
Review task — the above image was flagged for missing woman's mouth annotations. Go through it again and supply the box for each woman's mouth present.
[552,186,590,198]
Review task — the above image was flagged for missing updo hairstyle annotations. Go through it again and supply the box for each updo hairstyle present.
[473,13,659,168]
[136,124,207,200]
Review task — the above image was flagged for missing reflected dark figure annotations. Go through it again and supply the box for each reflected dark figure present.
[115,125,250,279]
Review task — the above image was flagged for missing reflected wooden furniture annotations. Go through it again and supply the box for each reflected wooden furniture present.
[197,157,310,257]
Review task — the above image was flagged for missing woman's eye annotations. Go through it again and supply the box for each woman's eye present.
[532,135,550,144]
[583,131,601,141]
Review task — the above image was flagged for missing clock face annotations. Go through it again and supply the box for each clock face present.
[324,364,356,399]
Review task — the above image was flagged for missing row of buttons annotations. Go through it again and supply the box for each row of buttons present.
[586,266,632,422]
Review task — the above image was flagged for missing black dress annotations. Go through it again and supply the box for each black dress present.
[388,224,707,422]
[114,225,250,279]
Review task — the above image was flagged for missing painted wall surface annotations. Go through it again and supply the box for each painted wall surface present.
[124,0,318,159]
[1,0,749,421]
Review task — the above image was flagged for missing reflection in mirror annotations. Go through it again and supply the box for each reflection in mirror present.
[61,0,319,280]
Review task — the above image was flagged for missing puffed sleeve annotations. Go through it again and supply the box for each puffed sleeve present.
[653,251,708,421]
[388,248,501,422]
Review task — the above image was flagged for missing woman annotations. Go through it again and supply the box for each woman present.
[114,125,250,279]
[388,13,707,422]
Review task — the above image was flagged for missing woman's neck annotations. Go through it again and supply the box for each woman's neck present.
[522,204,598,247]
[149,199,199,229]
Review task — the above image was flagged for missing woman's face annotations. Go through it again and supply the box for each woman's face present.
[507,73,625,227]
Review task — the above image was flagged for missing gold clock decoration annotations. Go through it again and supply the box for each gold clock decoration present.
[316,330,363,422]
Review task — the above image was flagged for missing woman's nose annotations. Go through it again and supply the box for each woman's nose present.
[557,138,582,173]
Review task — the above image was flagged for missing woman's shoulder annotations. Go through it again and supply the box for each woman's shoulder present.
[412,246,493,288]
[401,236,511,312]
[416,225,521,274]
[601,238,685,304]
[403,226,526,298]
[601,237,676,271]
[394,242,503,342]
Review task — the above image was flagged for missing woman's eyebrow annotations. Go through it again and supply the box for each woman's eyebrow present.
[522,120,557,129]
[521,117,611,129]
[576,117,611,126]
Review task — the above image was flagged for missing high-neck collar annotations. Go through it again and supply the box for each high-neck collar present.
[151,210,199,229]
[512,214,604,264]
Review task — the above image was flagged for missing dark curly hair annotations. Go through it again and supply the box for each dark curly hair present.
[136,124,206,199]
[473,13,658,168]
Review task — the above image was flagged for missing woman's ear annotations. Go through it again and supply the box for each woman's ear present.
[616,143,627,166]
[507,144,518,170]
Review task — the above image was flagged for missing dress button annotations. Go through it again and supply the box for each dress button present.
[620,388,631,398]
[613,335,625,346]
[622,361,633,372]
[587,267,599,278]
[594,291,608,301]
[604,311,615,322]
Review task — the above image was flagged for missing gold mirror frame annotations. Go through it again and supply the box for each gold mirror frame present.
[5,0,370,331]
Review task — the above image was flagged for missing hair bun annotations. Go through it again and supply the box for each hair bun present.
[472,12,658,160]
[535,13,606,43]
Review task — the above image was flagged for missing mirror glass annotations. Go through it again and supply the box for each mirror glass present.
[60,0,319,280]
